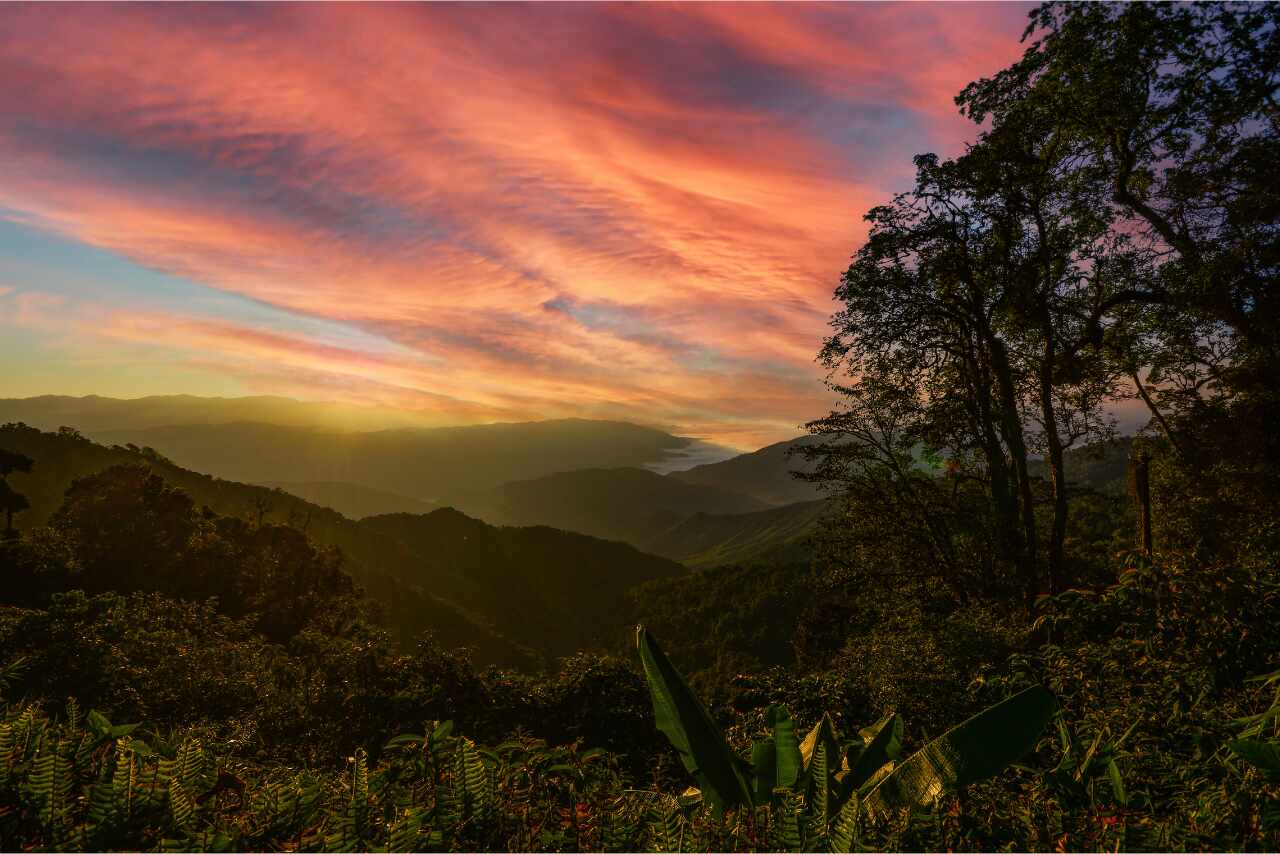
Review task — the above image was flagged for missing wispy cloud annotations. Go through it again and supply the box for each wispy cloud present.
[0,2,1031,448]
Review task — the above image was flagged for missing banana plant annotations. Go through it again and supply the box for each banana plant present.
[860,684,1057,819]
[635,626,753,812]
[636,625,1055,824]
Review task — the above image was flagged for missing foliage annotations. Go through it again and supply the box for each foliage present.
[637,625,1054,835]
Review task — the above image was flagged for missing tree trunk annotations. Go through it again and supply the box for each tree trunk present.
[989,337,1040,606]
[1039,343,1068,596]
[1132,453,1153,556]
[971,350,1021,590]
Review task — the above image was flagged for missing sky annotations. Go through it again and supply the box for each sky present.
[0,2,1034,450]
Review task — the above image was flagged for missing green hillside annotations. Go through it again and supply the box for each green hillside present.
[0,423,683,666]
[644,498,832,568]
[257,480,437,518]
[444,466,769,547]
[1028,437,1133,496]
[361,511,685,658]
[667,436,823,505]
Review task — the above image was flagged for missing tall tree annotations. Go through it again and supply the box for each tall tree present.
[958,2,1280,469]
[811,154,1046,601]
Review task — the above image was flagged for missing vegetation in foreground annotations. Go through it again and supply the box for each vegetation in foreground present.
[2,1,1279,850]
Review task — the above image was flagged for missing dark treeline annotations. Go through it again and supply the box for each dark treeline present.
[801,1,1279,603]
[1,3,1279,851]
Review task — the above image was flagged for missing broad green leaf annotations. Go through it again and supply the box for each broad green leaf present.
[767,705,802,791]
[1229,738,1280,780]
[849,714,902,789]
[636,625,753,811]
[87,710,111,738]
[751,707,802,802]
[863,685,1056,819]
[857,760,896,795]
[752,739,777,804]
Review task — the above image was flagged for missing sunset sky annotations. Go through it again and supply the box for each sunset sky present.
[0,2,1033,449]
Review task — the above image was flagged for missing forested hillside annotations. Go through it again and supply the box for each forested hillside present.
[667,436,823,506]
[444,467,770,547]
[256,481,437,519]
[1,3,1278,852]
[0,424,685,666]
[643,499,831,568]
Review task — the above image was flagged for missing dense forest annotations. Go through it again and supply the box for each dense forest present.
[2,3,1279,850]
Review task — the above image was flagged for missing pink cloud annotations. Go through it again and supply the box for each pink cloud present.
[0,3,1031,446]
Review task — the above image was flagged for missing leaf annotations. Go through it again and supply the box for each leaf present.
[768,705,802,791]
[809,741,829,828]
[545,763,581,779]
[1106,758,1127,806]
[752,739,777,805]
[636,626,753,811]
[848,714,902,789]
[800,713,841,774]
[1229,738,1280,780]
[856,760,895,796]
[750,708,806,801]
[829,791,861,853]
[87,710,111,739]
[863,685,1056,819]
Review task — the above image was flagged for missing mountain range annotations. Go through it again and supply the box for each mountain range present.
[1,396,1136,667]
[0,423,690,667]
[1,396,749,497]
[0,398,828,662]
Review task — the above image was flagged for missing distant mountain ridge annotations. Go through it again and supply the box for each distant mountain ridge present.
[257,481,437,519]
[667,436,822,506]
[0,396,712,497]
[2,396,830,570]
[0,394,423,432]
[0,423,686,667]
[444,467,771,547]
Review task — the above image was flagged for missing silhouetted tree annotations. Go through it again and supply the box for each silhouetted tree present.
[0,449,33,539]
[958,1,1280,485]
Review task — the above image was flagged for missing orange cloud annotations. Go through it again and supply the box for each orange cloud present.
[0,3,1031,447]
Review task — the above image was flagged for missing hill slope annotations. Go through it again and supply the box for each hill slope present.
[445,467,769,547]
[1,424,684,666]
[644,498,833,568]
[667,436,822,506]
[360,510,685,656]
[257,481,437,519]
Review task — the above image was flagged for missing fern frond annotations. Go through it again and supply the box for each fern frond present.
[810,740,830,829]
[828,791,861,853]
[641,796,683,852]
[453,737,494,824]
[170,775,196,830]
[771,788,804,852]
[386,806,424,853]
